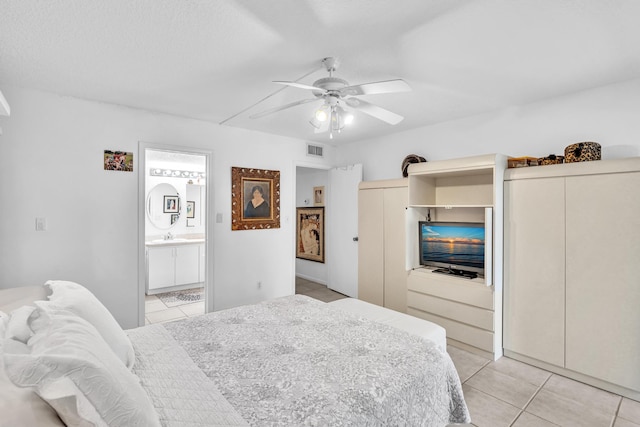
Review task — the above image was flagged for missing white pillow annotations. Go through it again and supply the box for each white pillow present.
[0,311,66,427]
[5,306,36,343]
[44,280,135,369]
[3,306,161,427]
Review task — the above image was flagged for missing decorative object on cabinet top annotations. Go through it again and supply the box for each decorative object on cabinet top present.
[507,156,539,168]
[564,141,601,163]
[538,154,564,165]
[401,154,427,177]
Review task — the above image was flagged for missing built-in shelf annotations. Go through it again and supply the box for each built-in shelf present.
[410,204,493,209]
[405,153,508,360]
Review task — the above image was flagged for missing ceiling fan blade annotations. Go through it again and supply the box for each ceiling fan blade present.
[273,81,325,92]
[250,98,319,119]
[346,98,404,125]
[340,79,411,96]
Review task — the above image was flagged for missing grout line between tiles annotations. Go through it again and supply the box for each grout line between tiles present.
[463,359,492,384]
[610,397,623,427]
[509,374,558,427]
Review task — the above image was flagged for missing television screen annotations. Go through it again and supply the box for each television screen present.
[419,221,485,276]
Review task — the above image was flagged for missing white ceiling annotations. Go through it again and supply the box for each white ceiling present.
[1,0,639,146]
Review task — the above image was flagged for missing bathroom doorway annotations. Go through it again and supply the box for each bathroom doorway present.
[138,143,213,326]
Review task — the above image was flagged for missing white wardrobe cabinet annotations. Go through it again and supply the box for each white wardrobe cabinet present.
[358,179,408,313]
[504,158,640,400]
[503,177,565,367]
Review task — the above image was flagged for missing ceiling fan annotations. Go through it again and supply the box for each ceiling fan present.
[250,57,411,139]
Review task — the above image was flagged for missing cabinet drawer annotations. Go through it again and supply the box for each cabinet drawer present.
[407,308,494,353]
[408,291,493,331]
[408,270,493,310]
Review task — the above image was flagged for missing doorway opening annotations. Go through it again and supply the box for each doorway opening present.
[139,144,213,326]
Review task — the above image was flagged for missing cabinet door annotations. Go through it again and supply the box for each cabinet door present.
[175,244,201,286]
[147,247,175,291]
[358,188,384,305]
[504,178,565,367]
[383,187,408,313]
[565,172,640,391]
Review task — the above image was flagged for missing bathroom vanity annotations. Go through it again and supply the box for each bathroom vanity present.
[145,239,205,294]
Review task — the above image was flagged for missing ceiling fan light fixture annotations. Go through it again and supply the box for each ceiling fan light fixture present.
[309,116,322,129]
[315,108,328,122]
[341,108,354,125]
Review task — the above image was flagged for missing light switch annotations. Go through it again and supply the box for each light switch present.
[35,217,47,231]
[216,212,223,223]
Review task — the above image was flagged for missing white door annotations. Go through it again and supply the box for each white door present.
[327,164,362,297]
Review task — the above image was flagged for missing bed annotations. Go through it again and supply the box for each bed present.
[1,281,470,426]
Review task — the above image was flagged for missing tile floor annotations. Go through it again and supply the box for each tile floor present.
[144,291,204,324]
[145,278,640,427]
[294,276,349,302]
[447,345,640,427]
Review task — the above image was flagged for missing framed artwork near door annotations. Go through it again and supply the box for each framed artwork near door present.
[296,207,324,263]
[313,186,324,206]
[186,201,195,218]
[231,166,281,230]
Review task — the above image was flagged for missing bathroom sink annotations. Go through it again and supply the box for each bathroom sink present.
[149,238,189,243]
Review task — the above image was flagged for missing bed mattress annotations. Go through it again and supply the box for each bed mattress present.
[128,295,470,426]
[328,298,447,351]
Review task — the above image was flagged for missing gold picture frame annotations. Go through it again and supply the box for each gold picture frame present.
[296,207,324,263]
[231,166,280,230]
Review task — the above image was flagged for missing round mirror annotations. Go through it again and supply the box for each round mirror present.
[146,183,181,230]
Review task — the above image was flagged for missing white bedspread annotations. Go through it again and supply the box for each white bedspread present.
[127,324,248,427]
[128,295,470,426]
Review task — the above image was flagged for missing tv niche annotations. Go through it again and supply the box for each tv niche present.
[418,221,485,279]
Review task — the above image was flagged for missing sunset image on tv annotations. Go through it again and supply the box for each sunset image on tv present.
[420,223,485,270]
[422,225,485,245]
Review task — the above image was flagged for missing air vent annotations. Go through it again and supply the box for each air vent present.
[307,144,324,157]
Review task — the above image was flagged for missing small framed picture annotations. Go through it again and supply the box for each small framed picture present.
[313,186,325,206]
[186,201,195,218]
[170,214,179,225]
[164,195,179,213]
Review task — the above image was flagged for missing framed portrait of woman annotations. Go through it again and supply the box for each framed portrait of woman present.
[296,207,324,263]
[231,166,280,230]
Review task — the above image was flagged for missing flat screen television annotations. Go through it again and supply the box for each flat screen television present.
[418,221,485,278]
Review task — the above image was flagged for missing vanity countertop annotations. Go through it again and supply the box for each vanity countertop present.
[145,238,205,247]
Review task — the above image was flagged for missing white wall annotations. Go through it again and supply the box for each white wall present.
[2,77,638,329]
[295,168,328,284]
[0,86,335,329]
[338,78,640,180]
